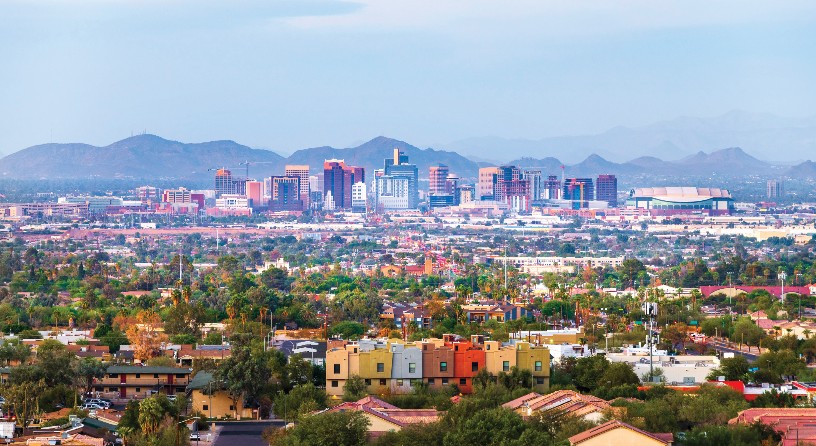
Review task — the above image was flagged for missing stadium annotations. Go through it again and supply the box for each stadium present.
[626,187,734,216]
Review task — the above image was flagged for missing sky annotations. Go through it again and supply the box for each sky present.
[1,0,815,156]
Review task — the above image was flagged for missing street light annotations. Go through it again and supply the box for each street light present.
[176,416,200,446]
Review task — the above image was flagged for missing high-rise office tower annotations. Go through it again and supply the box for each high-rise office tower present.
[767,179,784,200]
[496,165,531,212]
[245,181,264,208]
[543,175,561,199]
[563,178,594,209]
[478,167,500,200]
[385,149,418,209]
[214,168,246,197]
[270,176,303,211]
[285,165,311,208]
[429,164,450,195]
[523,169,543,201]
[323,159,364,210]
[595,174,618,207]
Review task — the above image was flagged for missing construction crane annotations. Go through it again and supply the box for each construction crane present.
[238,160,279,180]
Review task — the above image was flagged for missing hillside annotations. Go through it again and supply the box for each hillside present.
[0,135,285,180]
[445,110,816,163]
[286,136,480,179]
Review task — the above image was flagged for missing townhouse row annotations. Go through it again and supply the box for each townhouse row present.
[326,334,550,397]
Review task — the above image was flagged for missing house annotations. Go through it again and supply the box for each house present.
[94,365,192,399]
[502,390,611,422]
[730,408,816,446]
[324,396,440,438]
[187,371,255,419]
[568,420,673,445]
[172,344,232,367]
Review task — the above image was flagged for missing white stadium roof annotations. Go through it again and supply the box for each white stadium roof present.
[631,187,732,202]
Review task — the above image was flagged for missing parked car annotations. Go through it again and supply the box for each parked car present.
[83,399,110,409]
[82,403,105,410]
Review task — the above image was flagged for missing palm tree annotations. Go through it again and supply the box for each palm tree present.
[138,397,164,436]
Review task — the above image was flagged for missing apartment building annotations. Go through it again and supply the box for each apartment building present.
[94,365,192,399]
[326,335,550,397]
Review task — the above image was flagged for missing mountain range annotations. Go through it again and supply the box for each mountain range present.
[1,132,815,181]
[445,110,816,164]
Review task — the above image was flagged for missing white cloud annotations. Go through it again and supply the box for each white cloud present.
[285,0,816,37]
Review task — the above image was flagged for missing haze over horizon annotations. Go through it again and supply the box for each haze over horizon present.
[2,1,815,158]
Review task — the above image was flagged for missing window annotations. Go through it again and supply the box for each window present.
[536,378,545,385]
[365,379,371,386]
[503,361,510,372]
[203,405,209,411]
[428,378,435,385]
[379,379,387,386]
[397,379,404,386]
[154,374,159,378]
[471,362,478,372]
[331,381,339,387]
[334,364,341,374]
[440,362,447,372]
[377,363,384,373]
[229,405,235,411]
[136,388,141,392]
[409,363,416,374]
[459,378,467,385]
[535,361,542,372]
[486,344,491,350]
[135,374,141,378]
[175,374,185,378]
[109,373,118,378]
[442,378,449,385]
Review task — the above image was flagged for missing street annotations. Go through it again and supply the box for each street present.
[211,420,284,446]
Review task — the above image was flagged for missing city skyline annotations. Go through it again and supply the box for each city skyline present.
[1,1,815,159]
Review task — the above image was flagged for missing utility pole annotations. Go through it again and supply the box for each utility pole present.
[780,271,787,302]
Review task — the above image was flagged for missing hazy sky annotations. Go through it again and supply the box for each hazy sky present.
[1,0,815,155]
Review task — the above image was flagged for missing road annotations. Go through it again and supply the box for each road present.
[706,338,761,361]
[211,421,284,446]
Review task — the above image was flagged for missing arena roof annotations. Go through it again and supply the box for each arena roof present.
[631,187,732,202]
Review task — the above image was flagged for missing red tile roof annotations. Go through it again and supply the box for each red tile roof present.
[568,420,672,445]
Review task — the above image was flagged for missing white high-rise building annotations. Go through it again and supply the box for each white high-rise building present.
[285,165,311,208]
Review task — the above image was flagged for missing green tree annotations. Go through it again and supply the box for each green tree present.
[268,411,369,446]
[138,396,166,436]
[274,383,328,421]
[330,321,366,339]
[343,374,368,402]
[706,356,751,382]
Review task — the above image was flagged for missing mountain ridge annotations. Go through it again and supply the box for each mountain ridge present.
[1,133,814,181]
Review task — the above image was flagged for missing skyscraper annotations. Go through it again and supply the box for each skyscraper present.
[285,165,311,208]
[496,165,531,212]
[323,159,364,210]
[429,164,450,195]
[596,174,618,207]
[543,175,561,200]
[385,149,418,209]
[478,167,500,200]
[767,179,784,200]
[523,169,542,201]
[270,176,302,211]
[245,181,264,208]
[563,178,594,209]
